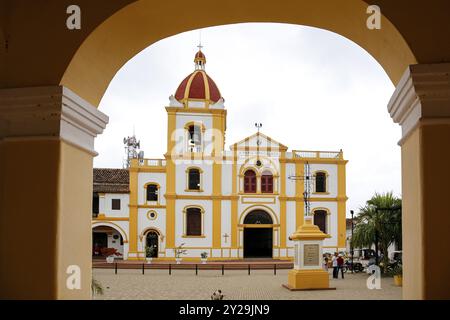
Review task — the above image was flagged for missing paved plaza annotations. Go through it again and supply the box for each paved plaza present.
[92,268,402,300]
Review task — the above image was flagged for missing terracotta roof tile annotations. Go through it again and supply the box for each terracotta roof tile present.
[93,168,129,193]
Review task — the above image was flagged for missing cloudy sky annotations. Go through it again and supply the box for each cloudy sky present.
[95,23,401,215]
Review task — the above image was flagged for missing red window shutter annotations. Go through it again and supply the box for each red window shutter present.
[250,176,256,193]
[261,173,273,193]
[244,170,257,193]
[186,208,202,236]
[244,178,250,192]
[267,177,273,193]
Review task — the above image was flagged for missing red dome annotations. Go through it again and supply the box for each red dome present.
[174,71,222,103]
[195,50,206,60]
[174,49,222,104]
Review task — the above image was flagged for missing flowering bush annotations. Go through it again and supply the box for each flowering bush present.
[100,247,122,257]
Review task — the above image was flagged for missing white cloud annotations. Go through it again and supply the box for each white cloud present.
[95,23,401,215]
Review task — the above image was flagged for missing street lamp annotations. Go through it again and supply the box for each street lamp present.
[350,210,354,274]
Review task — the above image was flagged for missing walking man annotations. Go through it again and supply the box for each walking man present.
[332,252,339,279]
[337,254,345,279]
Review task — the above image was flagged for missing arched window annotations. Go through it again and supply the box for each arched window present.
[188,168,201,190]
[313,210,327,234]
[146,184,158,202]
[186,207,202,236]
[261,170,274,193]
[187,124,202,152]
[244,170,257,193]
[315,172,327,193]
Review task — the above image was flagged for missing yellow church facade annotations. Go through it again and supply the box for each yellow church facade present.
[92,49,348,261]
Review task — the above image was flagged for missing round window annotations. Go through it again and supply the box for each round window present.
[256,160,262,167]
[113,235,119,240]
[147,211,157,220]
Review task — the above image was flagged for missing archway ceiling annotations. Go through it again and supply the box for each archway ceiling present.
[1,0,449,106]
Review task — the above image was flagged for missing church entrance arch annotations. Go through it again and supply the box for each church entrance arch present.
[145,230,159,258]
[243,210,273,258]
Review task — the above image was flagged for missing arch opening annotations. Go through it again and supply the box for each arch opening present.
[145,230,159,258]
[92,225,124,258]
[243,210,273,258]
[61,0,416,107]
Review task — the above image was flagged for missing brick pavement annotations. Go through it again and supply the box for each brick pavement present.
[92,268,402,300]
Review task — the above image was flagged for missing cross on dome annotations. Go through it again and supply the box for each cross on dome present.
[194,44,206,70]
[173,46,222,105]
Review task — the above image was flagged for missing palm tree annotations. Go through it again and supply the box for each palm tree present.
[352,192,402,272]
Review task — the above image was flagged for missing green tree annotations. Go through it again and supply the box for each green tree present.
[352,192,402,272]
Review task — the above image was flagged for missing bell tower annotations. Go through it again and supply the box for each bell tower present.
[166,47,227,157]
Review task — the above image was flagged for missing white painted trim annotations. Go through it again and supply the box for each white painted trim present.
[0,86,108,154]
[388,63,450,144]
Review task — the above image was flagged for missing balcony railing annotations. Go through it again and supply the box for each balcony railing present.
[138,159,167,167]
[292,150,343,160]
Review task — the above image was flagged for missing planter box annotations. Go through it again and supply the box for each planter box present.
[106,256,115,264]
[394,275,403,286]
[175,258,182,264]
[146,257,153,264]
[201,258,207,264]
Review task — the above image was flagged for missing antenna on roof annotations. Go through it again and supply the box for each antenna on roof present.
[123,130,142,169]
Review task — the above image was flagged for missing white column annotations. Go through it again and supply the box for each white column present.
[0,86,108,299]
[388,63,450,299]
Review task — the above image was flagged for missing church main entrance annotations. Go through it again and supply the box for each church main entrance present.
[243,210,273,258]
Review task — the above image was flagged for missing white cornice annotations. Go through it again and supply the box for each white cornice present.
[388,63,450,144]
[0,86,109,154]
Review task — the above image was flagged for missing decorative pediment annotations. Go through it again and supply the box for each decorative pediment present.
[230,132,288,151]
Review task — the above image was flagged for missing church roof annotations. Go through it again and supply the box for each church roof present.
[174,49,222,104]
[230,132,288,151]
[93,168,129,193]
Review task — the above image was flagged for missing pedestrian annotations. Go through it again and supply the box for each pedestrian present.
[323,255,329,271]
[337,254,345,279]
[332,252,339,279]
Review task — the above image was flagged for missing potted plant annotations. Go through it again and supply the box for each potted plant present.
[91,278,104,297]
[145,245,156,263]
[173,243,187,264]
[200,252,208,264]
[101,247,122,263]
[389,264,403,286]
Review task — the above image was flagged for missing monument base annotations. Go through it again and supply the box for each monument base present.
[285,269,334,291]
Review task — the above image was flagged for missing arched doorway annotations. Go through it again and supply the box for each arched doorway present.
[92,226,124,258]
[243,210,273,258]
[145,230,159,258]
[4,0,449,301]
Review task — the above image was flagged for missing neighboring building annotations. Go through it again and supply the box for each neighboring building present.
[92,169,129,257]
[92,49,348,261]
[346,217,399,260]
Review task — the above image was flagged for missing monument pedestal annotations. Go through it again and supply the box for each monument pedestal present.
[284,217,335,291]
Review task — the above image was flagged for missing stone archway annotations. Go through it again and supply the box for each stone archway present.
[61,0,416,107]
[1,0,450,300]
